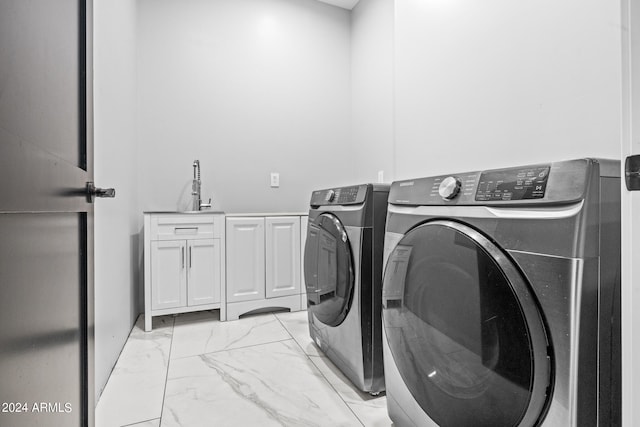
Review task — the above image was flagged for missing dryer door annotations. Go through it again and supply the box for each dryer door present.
[382,220,550,427]
[304,213,355,327]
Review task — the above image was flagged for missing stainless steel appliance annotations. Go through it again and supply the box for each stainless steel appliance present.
[304,183,389,394]
[382,159,621,426]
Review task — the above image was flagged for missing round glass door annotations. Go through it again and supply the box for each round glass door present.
[304,213,354,327]
[382,220,550,427]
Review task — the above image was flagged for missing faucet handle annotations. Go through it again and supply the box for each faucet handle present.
[200,198,212,209]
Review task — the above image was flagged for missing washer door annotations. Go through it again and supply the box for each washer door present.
[304,213,355,327]
[382,220,550,427]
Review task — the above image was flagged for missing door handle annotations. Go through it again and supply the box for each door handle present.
[86,182,116,203]
[189,246,192,269]
[182,247,185,269]
[626,155,640,191]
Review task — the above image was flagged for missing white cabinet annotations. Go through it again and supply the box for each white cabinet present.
[188,239,221,306]
[150,240,187,310]
[226,214,307,320]
[266,217,301,299]
[144,213,225,331]
[226,217,265,303]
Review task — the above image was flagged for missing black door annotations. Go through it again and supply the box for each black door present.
[304,213,355,327]
[0,1,96,426]
[382,220,551,427]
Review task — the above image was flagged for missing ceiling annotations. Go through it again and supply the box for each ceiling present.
[314,0,360,10]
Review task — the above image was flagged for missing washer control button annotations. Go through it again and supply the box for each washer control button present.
[438,176,462,200]
[325,189,336,202]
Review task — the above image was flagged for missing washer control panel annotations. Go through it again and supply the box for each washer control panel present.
[475,165,550,201]
[438,176,463,200]
[426,173,479,201]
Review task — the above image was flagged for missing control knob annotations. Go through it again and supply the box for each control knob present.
[438,176,462,200]
[325,189,336,203]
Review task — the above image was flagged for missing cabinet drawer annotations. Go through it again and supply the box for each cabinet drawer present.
[149,215,221,240]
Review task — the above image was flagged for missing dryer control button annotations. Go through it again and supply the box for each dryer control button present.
[438,176,462,200]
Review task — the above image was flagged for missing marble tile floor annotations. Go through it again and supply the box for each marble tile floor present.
[96,310,392,427]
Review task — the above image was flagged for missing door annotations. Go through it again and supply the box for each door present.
[304,213,354,327]
[382,220,550,427]
[0,1,97,426]
[226,217,265,303]
[151,240,187,310]
[188,238,220,306]
[265,216,301,299]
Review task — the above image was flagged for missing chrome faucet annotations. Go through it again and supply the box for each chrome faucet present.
[191,160,211,211]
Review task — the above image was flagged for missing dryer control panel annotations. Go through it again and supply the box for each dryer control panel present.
[310,185,366,206]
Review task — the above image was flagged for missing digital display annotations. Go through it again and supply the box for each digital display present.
[475,166,550,201]
[337,186,360,204]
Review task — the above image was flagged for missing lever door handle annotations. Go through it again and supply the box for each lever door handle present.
[626,155,640,191]
[86,182,116,203]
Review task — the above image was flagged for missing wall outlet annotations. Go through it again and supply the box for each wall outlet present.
[270,172,280,188]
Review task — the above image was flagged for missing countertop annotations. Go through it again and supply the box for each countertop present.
[225,212,308,217]
[144,210,226,215]
[144,211,307,216]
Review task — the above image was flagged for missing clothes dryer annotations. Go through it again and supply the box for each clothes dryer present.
[304,183,389,394]
[382,159,621,426]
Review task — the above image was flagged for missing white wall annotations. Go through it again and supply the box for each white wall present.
[394,0,622,180]
[136,0,353,214]
[350,0,395,184]
[94,0,139,400]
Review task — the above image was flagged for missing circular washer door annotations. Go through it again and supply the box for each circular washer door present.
[382,220,551,427]
[304,213,355,327]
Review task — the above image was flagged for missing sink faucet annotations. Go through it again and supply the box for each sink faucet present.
[191,160,211,211]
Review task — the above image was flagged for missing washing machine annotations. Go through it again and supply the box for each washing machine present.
[304,183,389,394]
[381,159,621,426]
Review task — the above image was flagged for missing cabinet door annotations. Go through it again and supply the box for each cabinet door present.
[187,238,220,306]
[151,240,187,310]
[266,216,301,299]
[226,217,265,303]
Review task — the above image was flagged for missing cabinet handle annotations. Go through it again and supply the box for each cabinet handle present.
[181,247,185,269]
[189,246,192,269]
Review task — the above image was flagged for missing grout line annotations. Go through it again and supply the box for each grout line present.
[158,315,176,426]
[169,312,288,360]
[273,312,366,427]
[170,336,296,361]
[273,312,299,342]
[120,417,160,427]
[97,314,148,403]
[148,311,375,426]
